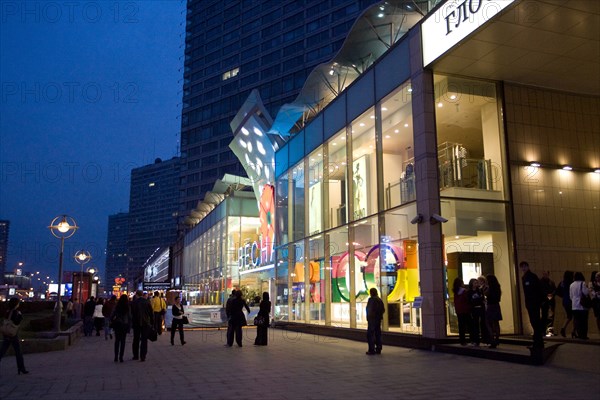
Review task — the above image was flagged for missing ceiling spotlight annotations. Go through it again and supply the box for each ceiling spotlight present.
[530,162,540,167]
[562,165,572,171]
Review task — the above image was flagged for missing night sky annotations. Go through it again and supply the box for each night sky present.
[0,1,185,285]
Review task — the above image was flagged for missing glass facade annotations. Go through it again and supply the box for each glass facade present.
[274,79,427,334]
[433,75,514,335]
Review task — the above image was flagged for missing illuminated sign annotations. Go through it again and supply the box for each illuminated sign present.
[238,185,275,273]
[422,0,516,66]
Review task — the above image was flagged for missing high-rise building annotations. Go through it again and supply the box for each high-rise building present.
[179,0,384,226]
[127,157,180,288]
[0,220,9,285]
[104,212,129,287]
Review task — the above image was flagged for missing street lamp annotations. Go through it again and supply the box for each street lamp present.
[48,215,78,332]
[87,267,97,298]
[74,250,91,314]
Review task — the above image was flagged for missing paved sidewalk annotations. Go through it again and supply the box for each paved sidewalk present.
[1,328,598,400]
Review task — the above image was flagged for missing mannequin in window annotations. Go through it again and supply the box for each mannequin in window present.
[353,162,364,219]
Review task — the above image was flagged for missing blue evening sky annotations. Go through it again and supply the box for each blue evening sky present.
[0,1,185,285]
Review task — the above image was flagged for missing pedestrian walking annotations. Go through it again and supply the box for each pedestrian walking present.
[452,277,471,346]
[365,287,385,355]
[519,261,545,350]
[103,295,117,340]
[569,272,590,340]
[254,292,271,346]
[65,297,74,319]
[0,298,29,375]
[93,298,105,336]
[540,271,556,336]
[110,294,131,363]
[151,291,166,335]
[170,296,187,346]
[83,296,96,336]
[555,270,574,337]
[131,289,154,361]
[226,290,250,347]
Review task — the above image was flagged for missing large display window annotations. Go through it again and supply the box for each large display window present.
[350,108,377,221]
[275,172,290,246]
[442,199,514,335]
[291,240,305,322]
[381,82,415,209]
[353,216,379,326]
[291,162,305,242]
[274,246,290,322]
[327,225,350,327]
[326,129,348,229]
[307,147,324,236]
[434,75,507,201]
[307,235,325,323]
[382,203,421,332]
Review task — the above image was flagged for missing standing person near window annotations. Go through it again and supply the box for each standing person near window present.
[254,292,271,346]
[452,278,471,346]
[226,290,250,347]
[570,272,590,340]
[484,274,502,348]
[111,294,131,363]
[365,288,385,355]
[467,279,485,346]
[170,296,186,346]
[555,270,574,337]
[0,298,28,375]
[519,261,545,350]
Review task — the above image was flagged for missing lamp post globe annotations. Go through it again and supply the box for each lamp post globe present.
[74,250,91,317]
[48,215,78,332]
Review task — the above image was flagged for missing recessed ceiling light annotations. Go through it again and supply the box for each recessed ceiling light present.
[360,123,365,126]
[394,129,399,133]
[382,107,387,111]
[385,135,390,139]
[562,165,572,171]
[530,162,541,167]
[450,94,456,100]
[404,123,409,128]
[595,169,600,173]
[437,102,443,107]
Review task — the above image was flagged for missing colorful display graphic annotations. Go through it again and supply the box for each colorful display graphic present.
[259,184,275,264]
[332,243,412,303]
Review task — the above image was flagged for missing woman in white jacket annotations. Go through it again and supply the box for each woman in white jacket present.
[93,298,105,336]
[569,272,589,340]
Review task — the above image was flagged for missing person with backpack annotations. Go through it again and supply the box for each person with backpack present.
[365,288,385,355]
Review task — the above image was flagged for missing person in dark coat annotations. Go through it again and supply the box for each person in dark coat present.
[170,296,186,346]
[484,274,502,348]
[110,294,131,362]
[0,298,28,375]
[226,290,250,347]
[452,277,471,346]
[365,288,385,355]
[555,270,574,337]
[131,289,154,361]
[520,261,545,349]
[467,278,485,346]
[254,292,271,346]
[83,296,96,336]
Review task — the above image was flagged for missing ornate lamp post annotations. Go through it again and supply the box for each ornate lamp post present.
[48,215,78,332]
[74,250,91,317]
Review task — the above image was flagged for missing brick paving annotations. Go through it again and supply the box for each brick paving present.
[0,327,598,400]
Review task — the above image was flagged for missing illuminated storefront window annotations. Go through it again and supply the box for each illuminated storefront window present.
[350,107,377,221]
[381,82,415,209]
[326,130,348,229]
